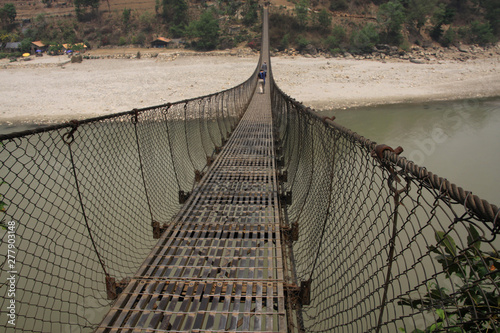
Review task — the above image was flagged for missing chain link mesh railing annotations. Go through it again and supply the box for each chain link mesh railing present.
[2,7,499,332]
[0,63,259,332]
[270,77,499,332]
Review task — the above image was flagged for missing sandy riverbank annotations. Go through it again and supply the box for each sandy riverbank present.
[0,49,499,125]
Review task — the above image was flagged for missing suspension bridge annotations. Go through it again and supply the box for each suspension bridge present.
[1,6,499,333]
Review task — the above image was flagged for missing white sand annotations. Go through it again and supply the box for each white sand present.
[1,51,499,125]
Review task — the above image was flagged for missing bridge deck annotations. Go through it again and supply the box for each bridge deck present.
[96,81,288,332]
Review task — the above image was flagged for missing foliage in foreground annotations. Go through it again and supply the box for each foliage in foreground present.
[399,226,500,332]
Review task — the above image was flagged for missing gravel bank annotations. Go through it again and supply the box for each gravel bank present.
[0,50,499,125]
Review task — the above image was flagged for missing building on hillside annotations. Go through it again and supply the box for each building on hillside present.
[151,37,185,49]
[3,42,21,53]
[62,43,88,53]
[31,41,47,54]
[151,37,172,48]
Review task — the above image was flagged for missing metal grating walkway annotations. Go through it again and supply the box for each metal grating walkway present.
[96,64,288,332]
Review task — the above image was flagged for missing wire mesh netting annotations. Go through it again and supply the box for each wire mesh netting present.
[270,81,500,332]
[1,7,499,332]
[0,70,258,332]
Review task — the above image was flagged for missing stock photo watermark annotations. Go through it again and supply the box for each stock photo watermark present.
[63,295,109,333]
[5,220,17,326]
[406,103,471,166]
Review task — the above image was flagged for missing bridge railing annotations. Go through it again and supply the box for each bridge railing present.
[270,77,499,332]
[0,63,259,332]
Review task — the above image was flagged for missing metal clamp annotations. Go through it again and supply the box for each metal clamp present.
[62,120,79,145]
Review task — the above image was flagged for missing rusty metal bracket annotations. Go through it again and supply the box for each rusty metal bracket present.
[280,191,292,205]
[195,170,205,183]
[179,190,190,204]
[276,157,284,168]
[282,221,298,241]
[299,279,311,305]
[285,279,311,308]
[214,146,222,154]
[206,155,215,166]
[62,120,80,145]
[131,108,139,124]
[322,115,336,123]
[152,221,168,239]
[371,144,403,160]
[106,275,130,300]
[371,144,409,195]
[278,170,288,183]
[275,146,283,157]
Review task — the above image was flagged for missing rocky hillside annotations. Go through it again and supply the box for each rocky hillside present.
[1,0,498,55]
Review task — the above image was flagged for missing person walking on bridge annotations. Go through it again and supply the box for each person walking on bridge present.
[261,61,267,74]
[258,69,266,94]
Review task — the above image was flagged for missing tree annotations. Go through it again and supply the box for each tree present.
[315,9,331,33]
[123,8,131,26]
[483,0,500,36]
[162,0,188,36]
[187,9,219,51]
[20,38,32,53]
[219,0,241,16]
[406,0,436,34]
[74,0,100,21]
[329,0,348,11]
[242,0,258,27]
[295,0,310,28]
[377,0,405,45]
[0,3,16,30]
[430,3,456,42]
[350,23,379,54]
[467,20,497,45]
[324,25,346,52]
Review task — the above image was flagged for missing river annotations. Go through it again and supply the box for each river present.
[2,96,498,205]
[319,97,500,205]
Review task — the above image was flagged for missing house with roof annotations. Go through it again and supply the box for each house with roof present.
[3,42,21,53]
[31,41,47,54]
[151,37,185,49]
[151,37,172,48]
[62,43,88,53]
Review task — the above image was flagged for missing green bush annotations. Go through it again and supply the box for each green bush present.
[325,34,341,52]
[329,0,348,12]
[315,9,331,33]
[467,20,497,45]
[483,0,500,36]
[118,36,127,46]
[331,25,346,45]
[242,0,258,27]
[350,23,379,54]
[295,35,309,51]
[280,33,290,51]
[131,33,146,46]
[377,0,405,45]
[186,9,219,51]
[0,52,20,59]
[122,8,131,27]
[440,27,456,47]
[399,226,500,332]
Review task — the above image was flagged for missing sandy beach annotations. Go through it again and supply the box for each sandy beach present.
[0,48,499,125]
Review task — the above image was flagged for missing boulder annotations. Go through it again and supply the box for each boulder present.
[305,44,318,56]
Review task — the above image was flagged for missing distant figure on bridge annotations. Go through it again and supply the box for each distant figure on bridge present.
[261,61,267,74]
[258,69,266,94]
